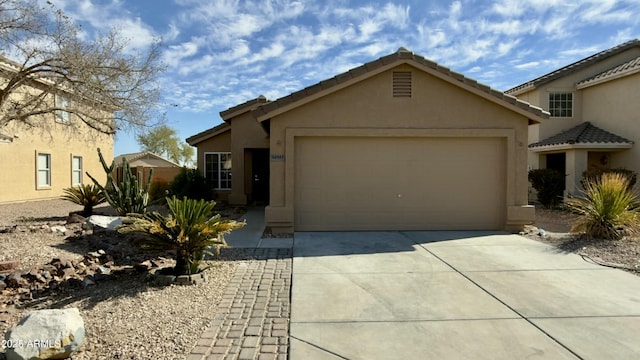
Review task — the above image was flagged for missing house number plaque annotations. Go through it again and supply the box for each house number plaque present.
[271,154,285,161]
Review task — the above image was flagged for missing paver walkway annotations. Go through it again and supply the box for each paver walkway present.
[187,248,292,360]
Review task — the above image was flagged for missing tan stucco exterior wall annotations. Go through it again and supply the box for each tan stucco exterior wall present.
[0,115,113,203]
[582,73,640,175]
[228,113,269,205]
[194,128,232,201]
[264,64,533,232]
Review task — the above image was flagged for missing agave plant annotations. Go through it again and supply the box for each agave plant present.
[61,184,106,217]
[566,173,640,240]
[119,196,245,275]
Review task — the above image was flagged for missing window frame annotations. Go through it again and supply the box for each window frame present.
[204,152,232,190]
[55,94,71,123]
[548,92,573,118]
[71,155,83,185]
[36,152,51,189]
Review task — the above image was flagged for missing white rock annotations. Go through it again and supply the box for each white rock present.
[85,215,123,231]
[4,308,85,360]
[50,225,67,234]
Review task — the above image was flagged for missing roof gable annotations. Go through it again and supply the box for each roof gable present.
[252,48,548,124]
[507,39,640,95]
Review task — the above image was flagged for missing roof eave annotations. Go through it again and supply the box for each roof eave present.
[186,123,231,146]
[529,142,633,152]
[577,67,640,89]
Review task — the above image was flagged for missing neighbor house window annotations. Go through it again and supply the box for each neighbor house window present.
[37,153,51,188]
[55,95,70,123]
[72,156,83,185]
[205,152,232,189]
[548,92,573,117]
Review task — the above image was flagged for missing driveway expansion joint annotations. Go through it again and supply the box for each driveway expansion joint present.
[407,236,586,360]
[188,248,292,360]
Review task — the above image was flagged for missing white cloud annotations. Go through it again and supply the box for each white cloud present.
[514,61,540,70]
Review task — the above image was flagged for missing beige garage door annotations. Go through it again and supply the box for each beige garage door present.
[294,136,506,231]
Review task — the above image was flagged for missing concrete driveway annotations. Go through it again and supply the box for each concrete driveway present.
[290,231,640,359]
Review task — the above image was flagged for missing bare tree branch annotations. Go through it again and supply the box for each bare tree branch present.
[0,0,164,134]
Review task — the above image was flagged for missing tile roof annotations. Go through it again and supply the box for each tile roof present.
[251,47,548,122]
[506,39,640,94]
[577,55,640,88]
[113,151,180,167]
[219,95,269,120]
[529,122,633,148]
[185,122,231,146]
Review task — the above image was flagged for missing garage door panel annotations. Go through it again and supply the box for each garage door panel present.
[295,136,505,231]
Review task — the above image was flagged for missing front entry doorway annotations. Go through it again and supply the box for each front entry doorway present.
[249,149,269,205]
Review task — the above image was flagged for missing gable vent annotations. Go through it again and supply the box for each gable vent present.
[393,71,412,98]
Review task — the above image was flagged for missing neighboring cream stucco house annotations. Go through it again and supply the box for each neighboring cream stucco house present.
[0,59,114,203]
[188,48,548,233]
[506,39,640,196]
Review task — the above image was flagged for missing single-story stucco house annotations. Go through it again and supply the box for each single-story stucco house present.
[187,48,549,233]
[112,151,182,187]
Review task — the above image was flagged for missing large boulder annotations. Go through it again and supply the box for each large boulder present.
[4,308,85,360]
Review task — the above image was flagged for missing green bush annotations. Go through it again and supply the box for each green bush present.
[528,168,565,208]
[86,148,152,215]
[582,167,637,190]
[566,173,640,240]
[61,184,106,217]
[169,168,213,200]
[149,179,171,203]
[119,196,245,275]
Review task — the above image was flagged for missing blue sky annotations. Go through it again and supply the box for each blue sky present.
[52,0,640,156]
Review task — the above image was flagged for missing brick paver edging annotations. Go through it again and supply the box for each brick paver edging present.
[188,248,292,360]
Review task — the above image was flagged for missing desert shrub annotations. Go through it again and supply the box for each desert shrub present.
[119,196,245,275]
[169,168,213,200]
[61,184,106,217]
[149,179,171,203]
[566,173,640,240]
[86,148,152,215]
[528,168,565,208]
[582,167,636,190]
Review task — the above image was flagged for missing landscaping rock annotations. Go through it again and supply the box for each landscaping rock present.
[66,213,86,224]
[50,225,67,234]
[0,260,20,273]
[4,308,85,360]
[84,215,123,232]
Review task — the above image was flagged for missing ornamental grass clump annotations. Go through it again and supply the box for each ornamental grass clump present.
[566,173,640,240]
[118,196,245,275]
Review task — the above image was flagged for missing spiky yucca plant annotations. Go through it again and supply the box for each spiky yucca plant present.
[566,173,640,240]
[119,196,245,275]
[61,184,106,217]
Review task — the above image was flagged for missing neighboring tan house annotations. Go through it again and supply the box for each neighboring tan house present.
[0,60,114,204]
[188,48,548,233]
[113,151,182,186]
[506,39,640,196]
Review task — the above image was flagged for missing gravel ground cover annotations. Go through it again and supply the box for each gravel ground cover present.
[526,208,640,274]
[0,199,245,359]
